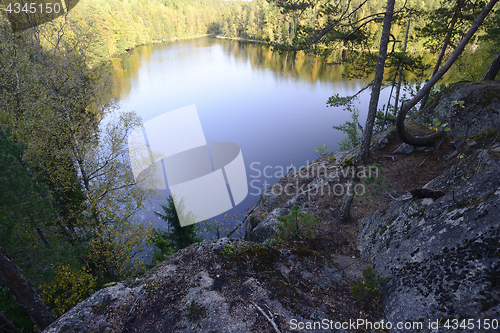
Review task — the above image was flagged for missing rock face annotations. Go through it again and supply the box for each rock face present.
[358,151,500,332]
[43,238,368,333]
[414,81,500,138]
[244,161,338,243]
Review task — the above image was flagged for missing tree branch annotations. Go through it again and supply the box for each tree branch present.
[396,0,499,146]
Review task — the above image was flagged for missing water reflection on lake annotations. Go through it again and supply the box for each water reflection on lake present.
[112,37,417,236]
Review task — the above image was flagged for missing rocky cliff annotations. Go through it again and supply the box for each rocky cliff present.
[43,238,374,333]
[358,149,500,332]
[414,81,500,138]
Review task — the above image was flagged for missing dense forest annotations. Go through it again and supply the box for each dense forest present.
[53,0,443,60]
[1,0,499,331]
[64,0,500,81]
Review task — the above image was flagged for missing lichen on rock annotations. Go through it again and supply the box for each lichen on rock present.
[414,81,500,139]
[358,152,500,332]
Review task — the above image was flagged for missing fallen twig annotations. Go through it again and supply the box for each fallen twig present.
[435,138,444,151]
[250,301,281,333]
[418,156,429,167]
[128,296,139,315]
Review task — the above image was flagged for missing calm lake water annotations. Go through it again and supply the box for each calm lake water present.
[112,37,397,235]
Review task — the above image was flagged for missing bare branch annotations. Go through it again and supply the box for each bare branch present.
[250,301,281,333]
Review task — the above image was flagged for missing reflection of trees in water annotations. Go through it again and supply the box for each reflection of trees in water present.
[111,44,156,100]
[220,40,356,85]
[220,39,439,87]
[111,38,440,101]
[111,38,221,99]
[111,59,130,100]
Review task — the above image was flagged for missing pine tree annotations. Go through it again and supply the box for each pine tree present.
[154,195,203,252]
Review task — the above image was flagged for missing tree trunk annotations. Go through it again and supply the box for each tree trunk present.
[340,0,395,220]
[396,0,499,146]
[0,312,22,333]
[35,226,50,248]
[0,247,56,330]
[419,0,465,111]
[358,0,395,161]
[339,173,359,220]
[393,19,411,114]
[481,49,500,80]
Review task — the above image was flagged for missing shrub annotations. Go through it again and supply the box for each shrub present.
[148,228,174,267]
[275,205,320,242]
[221,242,251,258]
[40,265,97,316]
[332,107,363,151]
[314,144,329,156]
[154,195,203,252]
[351,266,386,310]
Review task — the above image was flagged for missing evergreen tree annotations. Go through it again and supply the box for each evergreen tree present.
[154,195,203,252]
[0,129,54,248]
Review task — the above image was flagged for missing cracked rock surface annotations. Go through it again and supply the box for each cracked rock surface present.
[43,238,371,333]
[358,153,500,332]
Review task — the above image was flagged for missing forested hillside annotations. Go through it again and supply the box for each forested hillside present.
[63,0,498,81]
[215,0,442,45]
[65,0,234,61]
[67,0,443,61]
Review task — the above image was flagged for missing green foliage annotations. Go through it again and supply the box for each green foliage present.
[65,0,237,62]
[332,105,363,151]
[417,0,499,82]
[82,212,152,281]
[0,285,36,332]
[363,163,381,184]
[400,80,424,115]
[0,14,155,320]
[416,0,482,54]
[0,130,55,243]
[327,93,351,107]
[40,265,97,317]
[274,204,320,243]
[314,144,329,156]
[2,0,498,324]
[148,228,174,266]
[374,109,396,133]
[351,266,386,308]
[221,242,251,258]
[154,195,203,252]
[427,118,451,132]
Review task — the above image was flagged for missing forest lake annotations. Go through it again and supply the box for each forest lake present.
[112,36,405,237]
